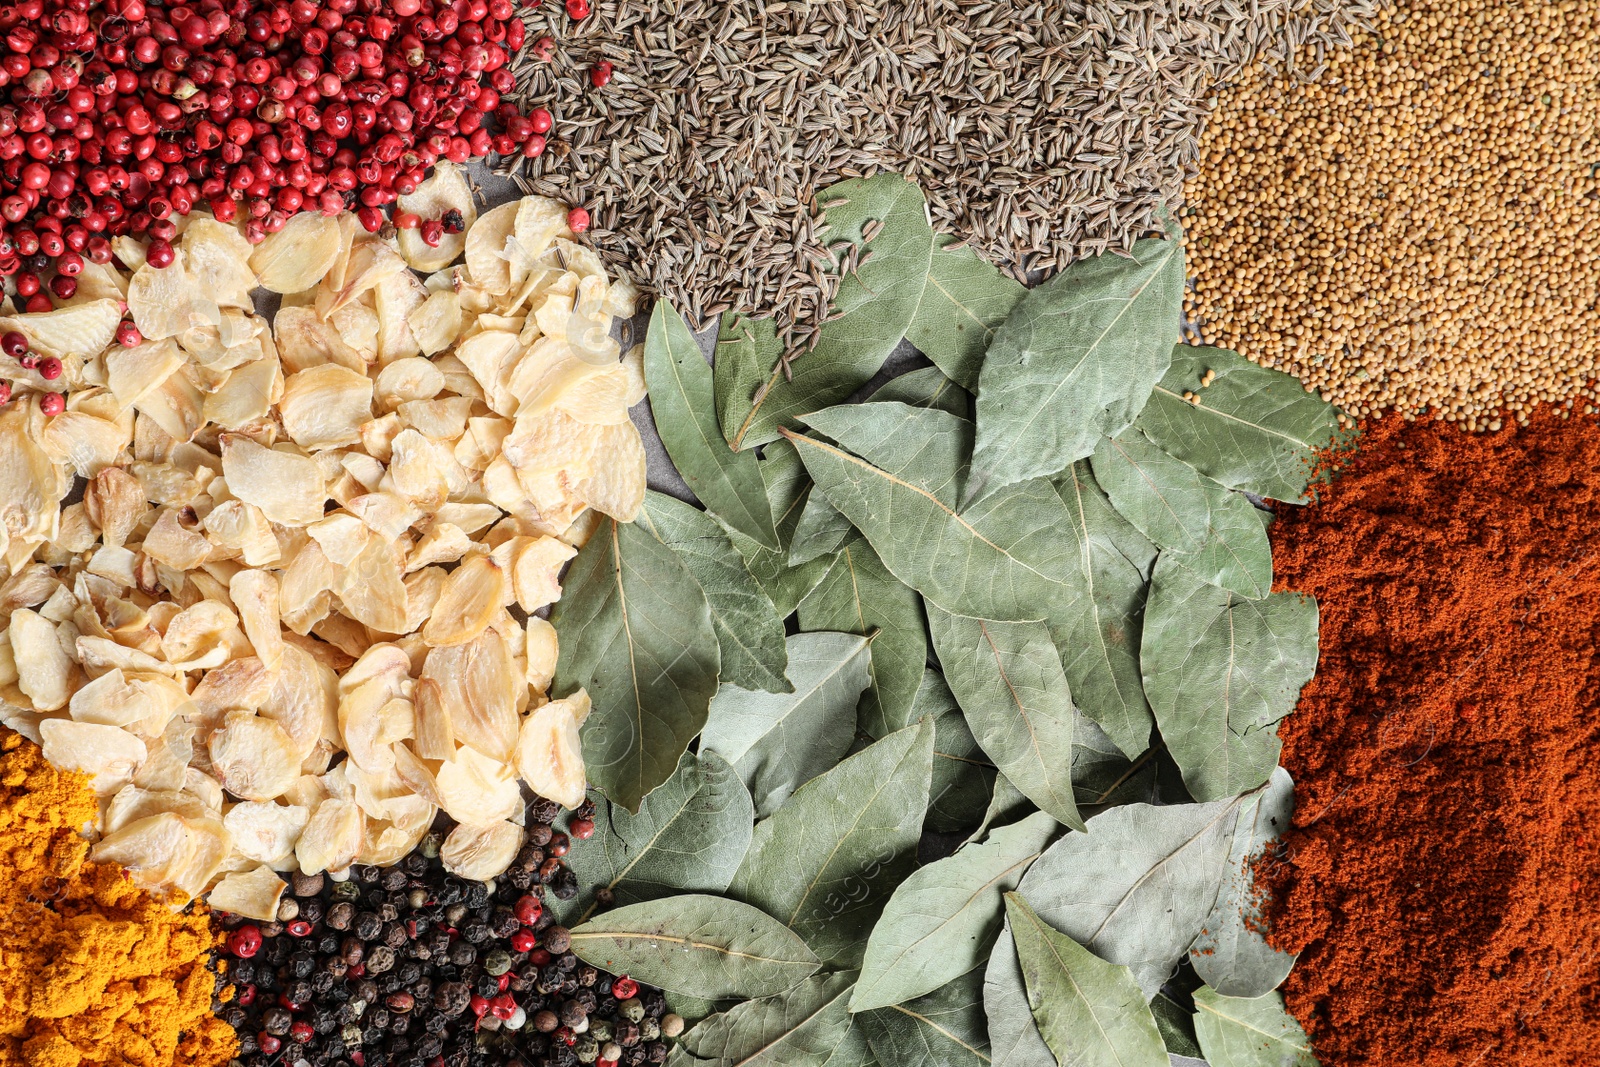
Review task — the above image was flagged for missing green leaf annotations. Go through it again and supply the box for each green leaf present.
[968,774,1036,847]
[724,175,935,451]
[568,894,822,1000]
[800,402,972,507]
[1192,988,1318,1067]
[797,534,927,737]
[1016,796,1247,997]
[1070,720,1160,810]
[558,749,755,925]
[1152,991,1203,1059]
[856,966,991,1067]
[969,223,1185,498]
[787,428,1089,622]
[722,439,834,618]
[1046,462,1158,759]
[729,718,935,967]
[674,971,873,1067]
[1141,554,1319,801]
[927,609,1085,831]
[1089,429,1272,598]
[1189,767,1298,996]
[906,236,1027,392]
[983,925,1054,1067]
[641,492,791,695]
[551,518,720,812]
[646,300,780,549]
[789,490,856,567]
[852,811,1058,1012]
[1004,895,1168,1067]
[1135,344,1350,504]
[869,364,972,419]
[714,312,783,451]
[703,631,874,817]
[907,670,997,834]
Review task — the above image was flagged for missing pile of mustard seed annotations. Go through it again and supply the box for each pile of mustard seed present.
[1182,0,1600,430]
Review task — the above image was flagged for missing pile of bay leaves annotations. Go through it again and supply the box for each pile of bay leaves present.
[547,173,1347,1067]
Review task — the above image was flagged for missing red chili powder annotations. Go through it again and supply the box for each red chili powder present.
[1263,409,1600,1067]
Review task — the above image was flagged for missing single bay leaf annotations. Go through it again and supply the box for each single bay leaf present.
[646,300,779,549]
[969,221,1185,499]
[558,749,755,926]
[713,312,781,451]
[1189,767,1298,996]
[1090,428,1272,598]
[1141,554,1319,801]
[856,966,991,1067]
[799,401,972,507]
[906,236,1027,391]
[984,925,1055,1067]
[851,810,1059,1012]
[1192,988,1317,1067]
[796,534,926,735]
[928,608,1085,831]
[722,439,834,617]
[1015,796,1244,998]
[868,364,972,418]
[551,518,720,812]
[787,429,1088,622]
[1135,344,1351,504]
[1004,894,1168,1067]
[567,894,821,1000]
[641,492,791,695]
[1152,991,1204,1059]
[703,631,874,817]
[789,490,856,567]
[674,970,872,1067]
[1047,462,1158,759]
[905,669,997,834]
[728,718,935,966]
[1071,717,1161,811]
[724,175,935,450]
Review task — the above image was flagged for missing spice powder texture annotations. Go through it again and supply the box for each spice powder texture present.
[0,730,236,1067]
[1263,411,1600,1066]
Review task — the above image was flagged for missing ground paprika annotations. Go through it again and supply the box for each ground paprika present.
[1263,410,1600,1066]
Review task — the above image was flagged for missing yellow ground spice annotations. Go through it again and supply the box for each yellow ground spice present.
[1182,0,1600,428]
[0,729,237,1067]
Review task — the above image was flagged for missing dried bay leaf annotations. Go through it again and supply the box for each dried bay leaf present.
[702,631,872,818]
[718,439,832,619]
[1141,555,1318,801]
[723,175,935,451]
[1003,894,1168,1067]
[639,492,789,695]
[1090,428,1272,599]
[1189,767,1298,997]
[559,749,754,926]
[798,401,972,506]
[568,894,821,1000]
[905,236,1027,392]
[969,220,1184,499]
[728,718,933,967]
[852,810,1058,1013]
[550,517,720,812]
[927,609,1085,832]
[1192,988,1317,1067]
[984,924,1056,1067]
[674,970,870,1067]
[1016,796,1243,998]
[856,965,991,1067]
[645,300,779,550]
[867,364,972,418]
[1135,344,1350,504]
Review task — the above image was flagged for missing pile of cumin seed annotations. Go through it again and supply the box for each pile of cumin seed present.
[508,0,1380,342]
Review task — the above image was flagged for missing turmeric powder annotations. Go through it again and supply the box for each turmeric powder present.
[0,729,237,1067]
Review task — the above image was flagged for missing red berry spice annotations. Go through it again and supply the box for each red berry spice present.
[1,331,25,358]
[290,1021,314,1044]
[116,322,142,348]
[37,356,61,380]
[236,984,256,1007]
[548,832,570,858]
[510,929,538,952]
[513,895,543,925]
[531,35,556,61]
[257,1033,281,1056]
[468,994,490,1018]
[145,240,176,270]
[570,817,595,840]
[565,0,589,17]
[567,207,590,234]
[611,976,638,1000]
[0,381,11,406]
[226,925,263,958]
[590,61,613,88]
[286,919,313,937]
[489,993,517,1020]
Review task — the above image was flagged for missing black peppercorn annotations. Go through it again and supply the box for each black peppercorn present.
[264,1008,294,1036]
[355,912,383,941]
[342,938,365,966]
[326,902,355,931]
[313,971,335,995]
[447,941,476,967]
[359,865,381,884]
[223,1007,248,1029]
[300,898,325,924]
[543,927,572,954]
[475,974,500,999]
[290,951,318,979]
[383,868,408,891]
